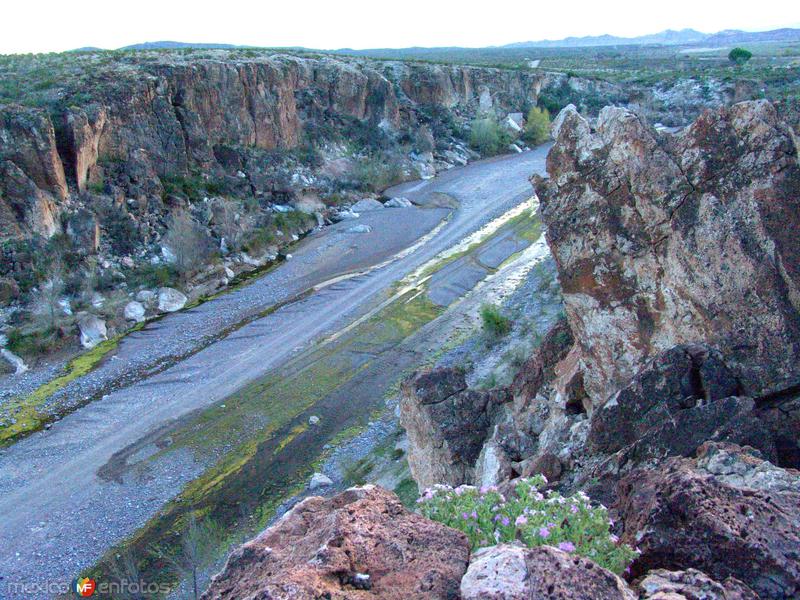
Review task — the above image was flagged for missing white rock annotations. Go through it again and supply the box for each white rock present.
[0,333,6,347]
[90,292,105,309]
[345,224,373,234]
[161,246,177,264]
[78,314,108,349]
[224,266,235,279]
[385,197,414,208]
[416,162,436,180]
[309,472,333,490]
[123,301,146,323]
[1,349,28,375]
[58,298,73,316]
[350,198,384,212]
[508,144,523,153]
[334,210,360,222]
[136,289,156,303]
[308,415,320,425]
[157,287,187,313]
[121,256,135,268]
[273,204,295,213]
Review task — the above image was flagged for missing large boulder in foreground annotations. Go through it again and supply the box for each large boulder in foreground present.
[460,544,635,600]
[637,569,758,600]
[202,485,470,600]
[534,100,800,406]
[615,442,800,599]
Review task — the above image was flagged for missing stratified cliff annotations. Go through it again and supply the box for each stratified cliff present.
[0,55,542,241]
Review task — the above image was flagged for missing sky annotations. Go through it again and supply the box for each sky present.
[2,0,798,54]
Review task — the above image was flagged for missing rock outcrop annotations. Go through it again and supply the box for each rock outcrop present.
[202,485,470,600]
[615,443,800,599]
[533,100,800,406]
[460,544,636,600]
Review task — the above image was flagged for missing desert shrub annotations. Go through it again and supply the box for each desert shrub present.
[160,173,224,202]
[242,227,277,255]
[728,48,753,66]
[417,476,639,575]
[413,125,436,153]
[273,210,315,233]
[163,211,217,279]
[523,107,551,145]
[352,155,405,192]
[469,117,509,155]
[126,263,179,289]
[480,303,511,338]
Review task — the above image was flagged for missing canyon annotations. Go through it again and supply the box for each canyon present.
[0,45,798,600]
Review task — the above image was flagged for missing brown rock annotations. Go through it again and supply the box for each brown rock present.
[460,544,636,600]
[615,443,800,599]
[520,451,563,482]
[202,485,469,600]
[534,101,800,406]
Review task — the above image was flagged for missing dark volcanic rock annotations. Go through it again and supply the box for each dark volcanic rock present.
[202,485,470,600]
[534,100,800,406]
[400,367,510,489]
[615,443,800,599]
[637,568,759,600]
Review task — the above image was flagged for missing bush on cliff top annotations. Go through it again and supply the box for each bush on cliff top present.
[417,475,639,575]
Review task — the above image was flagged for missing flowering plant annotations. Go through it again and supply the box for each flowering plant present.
[416,475,638,574]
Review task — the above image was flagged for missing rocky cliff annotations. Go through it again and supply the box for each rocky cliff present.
[0,55,542,242]
[389,99,800,598]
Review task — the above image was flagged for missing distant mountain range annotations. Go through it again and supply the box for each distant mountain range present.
[502,27,800,48]
[73,26,800,54]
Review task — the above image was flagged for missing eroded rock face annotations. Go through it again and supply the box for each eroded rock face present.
[460,544,636,600]
[202,485,470,600]
[534,100,800,406]
[400,368,509,489]
[615,443,800,599]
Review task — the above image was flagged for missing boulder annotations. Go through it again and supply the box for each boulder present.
[637,569,759,600]
[1,348,28,375]
[123,301,146,323]
[136,289,156,304]
[534,101,800,406]
[202,486,469,600]
[346,224,373,234]
[460,544,636,600]
[350,198,384,212]
[78,314,107,348]
[333,209,360,222]
[308,472,333,490]
[157,287,187,313]
[384,197,413,208]
[615,443,800,598]
[400,368,509,489]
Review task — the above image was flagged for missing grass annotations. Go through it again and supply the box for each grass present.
[0,323,144,446]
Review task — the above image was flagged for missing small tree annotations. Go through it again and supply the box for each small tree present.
[32,260,65,332]
[470,118,506,156]
[163,211,216,280]
[413,125,436,154]
[153,514,221,600]
[728,47,752,66]
[523,107,551,145]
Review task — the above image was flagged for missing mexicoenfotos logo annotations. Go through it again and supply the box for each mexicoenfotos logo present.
[73,577,96,597]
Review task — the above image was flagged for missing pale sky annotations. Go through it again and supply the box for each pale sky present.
[2,0,798,54]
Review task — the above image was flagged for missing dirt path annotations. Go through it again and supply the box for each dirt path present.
[0,147,549,598]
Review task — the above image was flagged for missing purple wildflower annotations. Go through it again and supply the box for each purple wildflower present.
[558,541,576,553]
[501,516,510,527]
[570,505,579,514]
[515,515,528,526]
[539,526,550,538]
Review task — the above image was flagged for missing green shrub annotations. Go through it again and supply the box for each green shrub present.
[417,476,639,575]
[728,48,753,66]
[126,263,179,289]
[469,118,510,155]
[352,155,405,192]
[480,303,511,339]
[523,107,551,145]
